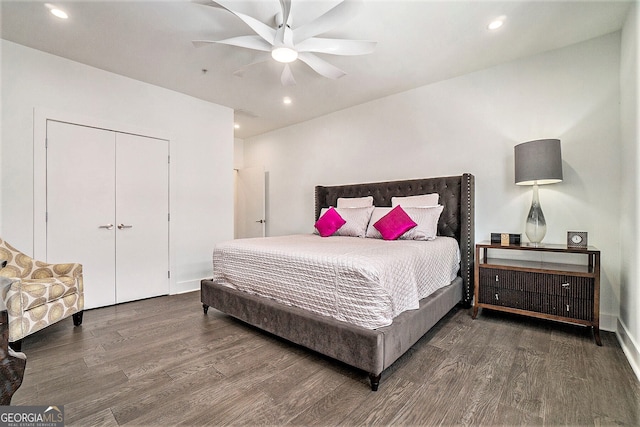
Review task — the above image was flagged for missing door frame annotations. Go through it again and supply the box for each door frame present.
[33,108,173,289]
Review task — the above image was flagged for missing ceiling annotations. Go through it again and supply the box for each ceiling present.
[1,0,632,139]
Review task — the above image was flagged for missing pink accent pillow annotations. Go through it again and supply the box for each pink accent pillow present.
[314,207,346,237]
[373,205,417,240]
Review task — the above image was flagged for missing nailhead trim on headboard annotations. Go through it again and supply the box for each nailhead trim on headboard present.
[461,173,475,305]
[315,174,475,306]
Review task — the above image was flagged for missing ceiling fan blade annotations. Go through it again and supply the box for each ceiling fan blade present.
[192,36,272,52]
[296,38,376,56]
[197,0,276,46]
[293,0,363,44]
[279,0,292,27]
[297,52,346,79]
[275,0,293,46]
[232,53,272,77]
[281,64,296,86]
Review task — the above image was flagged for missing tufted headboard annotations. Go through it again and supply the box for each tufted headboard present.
[315,173,475,306]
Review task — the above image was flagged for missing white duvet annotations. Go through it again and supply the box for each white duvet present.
[211,234,460,329]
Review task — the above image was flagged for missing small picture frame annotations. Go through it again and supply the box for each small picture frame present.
[567,231,588,248]
[491,233,521,246]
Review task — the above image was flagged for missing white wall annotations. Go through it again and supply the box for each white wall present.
[619,3,640,378]
[234,138,244,238]
[1,40,234,295]
[244,33,623,332]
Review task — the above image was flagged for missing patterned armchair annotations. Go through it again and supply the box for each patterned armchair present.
[0,238,84,350]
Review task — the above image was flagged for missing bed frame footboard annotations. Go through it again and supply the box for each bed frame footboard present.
[201,277,462,390]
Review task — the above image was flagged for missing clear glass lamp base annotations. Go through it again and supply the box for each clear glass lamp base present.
[525,184,547,246]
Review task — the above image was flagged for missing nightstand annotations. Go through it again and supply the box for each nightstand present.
[472,241,601,345]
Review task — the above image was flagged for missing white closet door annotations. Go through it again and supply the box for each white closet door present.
[46,120,117,308]
[115,133,169,303]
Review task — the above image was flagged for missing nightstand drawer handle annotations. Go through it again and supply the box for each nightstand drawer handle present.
[495,293,499,301]
[495,275,499,282]
[562,283,570,288]
[566,304,570,312]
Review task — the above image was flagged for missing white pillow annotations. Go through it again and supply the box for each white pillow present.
[337,196,374,208]
[316,206,374,237]
[399,205,444,241]
[365,207,392,239]
[391,193,439,207]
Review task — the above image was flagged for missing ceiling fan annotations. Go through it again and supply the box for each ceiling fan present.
[193,0,377,86]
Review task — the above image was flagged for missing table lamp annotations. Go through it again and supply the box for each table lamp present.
[514,139,563,245]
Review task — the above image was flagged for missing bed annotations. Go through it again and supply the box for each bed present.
[201,173,475,390]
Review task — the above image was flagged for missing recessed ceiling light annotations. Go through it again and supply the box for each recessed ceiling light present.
[51,8,68,19]
[488,16,506,30]
[45,3,68,19]
[234,123,240,129]
[283,97,292,105]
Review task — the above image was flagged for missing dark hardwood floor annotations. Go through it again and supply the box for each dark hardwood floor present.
[11,291,640,426]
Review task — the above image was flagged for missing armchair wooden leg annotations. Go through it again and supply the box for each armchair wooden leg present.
[72,311,84,326]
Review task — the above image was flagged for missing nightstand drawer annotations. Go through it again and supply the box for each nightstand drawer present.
[478,286,546,312]
[478,285,524,308]
[479,268,594,299]
[479,286,592,321]
[543,295,593,321]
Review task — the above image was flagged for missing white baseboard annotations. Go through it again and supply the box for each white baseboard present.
[616,318,640,382]
[171,278,205,295]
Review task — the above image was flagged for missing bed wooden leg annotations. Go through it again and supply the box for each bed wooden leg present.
[202,304,209,314]
[369,373,381,391]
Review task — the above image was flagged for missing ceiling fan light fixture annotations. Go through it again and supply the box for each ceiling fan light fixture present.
[272,47,298,63]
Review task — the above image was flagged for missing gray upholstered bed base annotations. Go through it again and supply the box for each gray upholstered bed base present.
[201,277,462,390]
[201,173,474,391]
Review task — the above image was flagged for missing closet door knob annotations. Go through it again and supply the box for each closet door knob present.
[98,224,114,230]
[117,224,133,230]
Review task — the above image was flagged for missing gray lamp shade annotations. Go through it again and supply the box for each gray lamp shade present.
[514,139,563,185]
